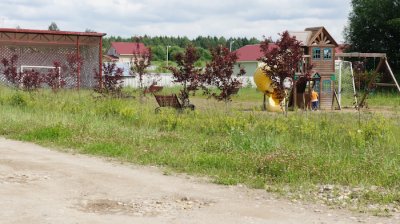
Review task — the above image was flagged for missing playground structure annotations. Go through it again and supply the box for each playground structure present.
[253,67,282,112]
[254,27,339,112]
[0,28,105,89]
[253,27,400,112]
[335,53,400,108]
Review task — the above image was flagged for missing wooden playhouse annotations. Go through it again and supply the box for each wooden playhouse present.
[290,27,338,110]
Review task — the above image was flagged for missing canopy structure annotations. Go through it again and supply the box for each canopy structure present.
[0,28,106,88]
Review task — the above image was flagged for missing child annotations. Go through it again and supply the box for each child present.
[311,89,319,110]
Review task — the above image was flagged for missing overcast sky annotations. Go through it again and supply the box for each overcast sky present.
[0,0,351,42]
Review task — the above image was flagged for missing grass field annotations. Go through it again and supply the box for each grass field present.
[0,85,399,212]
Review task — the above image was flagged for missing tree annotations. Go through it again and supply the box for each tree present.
[44,62,65,92]
[166,45,202,107]
[168,46,184,62]
[132,39,152,93]
[1,55,43,91]
[48,22,60,31]
[344,0,400,73]
[103,63,124,95]
[259,31,303,102]
[1,54,20,86]
[93,62,125,97]
[150,45,165,61]
[66,53,83,88]
[204,45,245,102]
[20,69,43,91]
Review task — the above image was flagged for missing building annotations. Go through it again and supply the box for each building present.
[106,42,149,66]
[0,28,105,88]
[233,44,277,77]
[290,27,338,109]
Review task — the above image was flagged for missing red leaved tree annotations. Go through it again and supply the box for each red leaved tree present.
[93,62,124,96]
[166,45,202,107]
[1,54,43,91]
[66,53,83,88]
[131,37,153,91]
[204,45,246,102]
[1,55,20,86]
[259,31,304,101]
[44,62,65,92]
[20,69,43,91]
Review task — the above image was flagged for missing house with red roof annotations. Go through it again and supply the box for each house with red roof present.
[106,42,149,65]
[233,44,277,77]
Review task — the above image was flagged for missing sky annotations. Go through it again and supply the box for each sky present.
[0,0,352,43]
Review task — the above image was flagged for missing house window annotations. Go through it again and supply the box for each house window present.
[323,48,332,60]
[313,48,321,60]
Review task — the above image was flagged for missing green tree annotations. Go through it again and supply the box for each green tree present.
[196,47,212,61]
[344,0,400,73]
[168,46,184,62]
[150,45,166,61]
[48,22,60,31]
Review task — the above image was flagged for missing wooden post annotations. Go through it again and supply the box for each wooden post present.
[384,59,400,92]
[76,36,81,90]
[358,58,385,108]
[331,81,335,110]
[293,80,297,109]
[263,94,266,111]
[99,36,103,89]
[307,80,312,110]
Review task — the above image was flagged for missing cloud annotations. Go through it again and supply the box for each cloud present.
[0,0,351,42]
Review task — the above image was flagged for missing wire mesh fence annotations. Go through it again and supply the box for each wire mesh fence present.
[0,44,100,89]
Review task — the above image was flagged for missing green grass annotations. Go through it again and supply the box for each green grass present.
[0,86,399,207]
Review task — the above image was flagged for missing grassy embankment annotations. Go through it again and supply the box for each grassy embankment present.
[0,86,399,211]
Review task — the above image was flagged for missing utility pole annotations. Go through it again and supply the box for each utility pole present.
[229,41,235,52]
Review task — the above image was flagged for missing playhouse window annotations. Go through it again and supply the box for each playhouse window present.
[324,48,332,60]
[322,80,332,93]
[313,48,321,60]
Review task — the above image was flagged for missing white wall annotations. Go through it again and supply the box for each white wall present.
[122,74,255,88]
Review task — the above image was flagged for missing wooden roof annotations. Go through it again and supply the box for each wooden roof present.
[288,31,312,46]
[289,27,338,47]
[305,27,338,47]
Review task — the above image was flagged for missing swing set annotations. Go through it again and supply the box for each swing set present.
[335,52,400,109]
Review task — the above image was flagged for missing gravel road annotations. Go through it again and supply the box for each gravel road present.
[0,138,397,224]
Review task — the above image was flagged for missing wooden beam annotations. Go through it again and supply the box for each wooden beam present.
[373,83,398,87]
[384,59,400,92]
[375,57,385,72]
[335,53,386,58]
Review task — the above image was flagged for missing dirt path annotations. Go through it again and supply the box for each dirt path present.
[0,138,398,224]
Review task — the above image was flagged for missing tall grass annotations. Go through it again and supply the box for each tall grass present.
[0,86,399,205]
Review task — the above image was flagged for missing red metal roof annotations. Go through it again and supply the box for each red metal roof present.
[111,42,149,55]
[0,28,106,37]
[234,44,277,62]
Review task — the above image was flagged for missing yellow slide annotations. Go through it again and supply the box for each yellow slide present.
[253,67,282,112]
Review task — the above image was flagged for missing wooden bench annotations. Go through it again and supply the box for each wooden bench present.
[144,84,163,95]
[229,87,240,95]
[154,94,195,113]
